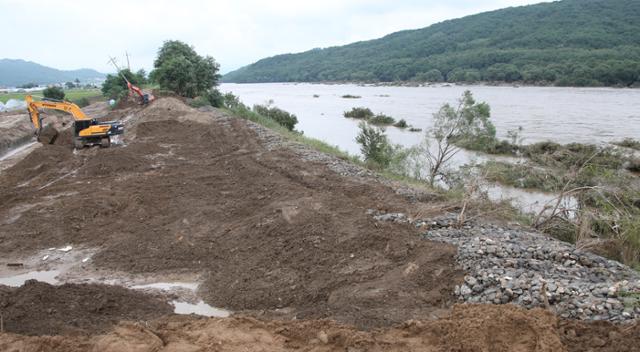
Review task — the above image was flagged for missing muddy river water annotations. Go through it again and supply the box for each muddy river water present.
[221,83,638,213]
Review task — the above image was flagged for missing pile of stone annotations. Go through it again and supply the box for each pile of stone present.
[372,210,640,322]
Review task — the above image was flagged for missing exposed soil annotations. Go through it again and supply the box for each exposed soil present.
[1,304,638,351]
[0,98,637,350]
[0,98,462,329]
[0,280,172,336]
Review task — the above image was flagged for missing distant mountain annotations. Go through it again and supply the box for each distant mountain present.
[0,59,105,87]
[223,0,640,87]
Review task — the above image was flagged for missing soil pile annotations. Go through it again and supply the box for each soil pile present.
[0,280,172,336]
[1,304,638,351]
[0,98,462,329]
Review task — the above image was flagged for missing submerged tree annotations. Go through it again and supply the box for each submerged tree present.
[424,90,495,185]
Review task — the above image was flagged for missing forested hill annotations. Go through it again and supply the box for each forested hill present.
[223,0,640,87]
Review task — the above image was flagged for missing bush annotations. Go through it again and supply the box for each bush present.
[370,114,396,125]
[344,107,374,119]
[151,40,221,98]
[73,97,90,108]
[189,96,211,108]
[394,119,408,128]
[253,104,298,131]
[355,122,395,168]
[222,92,242,109]
[43,86,65,100]
[205,88,224,108]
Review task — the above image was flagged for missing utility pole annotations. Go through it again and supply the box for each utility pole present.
[125,51,131,71]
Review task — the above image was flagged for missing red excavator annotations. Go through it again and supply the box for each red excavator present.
[124,75,155,105]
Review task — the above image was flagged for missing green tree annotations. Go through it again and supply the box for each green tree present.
[151,40,221,98]
[423,90,496,185]
[65,81,75,89]
[43,86,65,100]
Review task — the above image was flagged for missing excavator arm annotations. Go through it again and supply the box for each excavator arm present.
[26,95,90,133]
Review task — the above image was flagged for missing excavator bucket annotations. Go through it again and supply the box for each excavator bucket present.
[37,125,59,145]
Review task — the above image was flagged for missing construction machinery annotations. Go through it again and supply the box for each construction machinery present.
[125,77,155,105]
[25,95,124,148]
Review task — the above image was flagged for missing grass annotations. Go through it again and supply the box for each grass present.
[613,138,640,151]
[0,88,103,104]
[481,160,563,192]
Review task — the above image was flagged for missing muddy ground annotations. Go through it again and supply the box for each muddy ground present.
[0,98,638,350]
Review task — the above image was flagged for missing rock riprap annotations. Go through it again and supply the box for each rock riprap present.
[370,210,640,322]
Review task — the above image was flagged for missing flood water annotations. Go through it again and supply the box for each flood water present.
[220,83,634,213]
[220,83,640,155]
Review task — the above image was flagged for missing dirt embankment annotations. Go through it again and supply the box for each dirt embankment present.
[1,304,639,352]
[0,98,463,329]
[1,98,638,351]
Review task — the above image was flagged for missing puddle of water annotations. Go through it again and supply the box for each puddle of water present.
[132,282,199,291]
[0,269,60,287]
[172,300,230,317]
[484,183,578,216]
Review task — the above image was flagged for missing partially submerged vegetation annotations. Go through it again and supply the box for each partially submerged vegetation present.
[614,138,640,151]
[478,139,640,268]
[341,94,361,99]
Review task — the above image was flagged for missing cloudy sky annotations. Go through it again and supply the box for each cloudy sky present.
[0,0,549,74]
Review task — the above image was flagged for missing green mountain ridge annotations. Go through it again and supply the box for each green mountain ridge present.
[223,0,640,86]
[0,59,105,87]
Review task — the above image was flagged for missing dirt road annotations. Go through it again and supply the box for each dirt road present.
[0,98,637,351]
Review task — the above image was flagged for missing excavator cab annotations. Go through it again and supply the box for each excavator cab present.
[25,95,124,149]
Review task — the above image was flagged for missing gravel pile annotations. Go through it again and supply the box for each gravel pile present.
[370,211,640,323]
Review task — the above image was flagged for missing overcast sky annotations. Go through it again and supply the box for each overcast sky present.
[0,0,549,74]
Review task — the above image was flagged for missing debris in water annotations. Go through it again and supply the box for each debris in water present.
[42,255,49,261]
[58,246,72,252]
[6,263,23,267]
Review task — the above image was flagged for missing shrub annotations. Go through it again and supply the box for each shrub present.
[189,96,211,108]
[205,88,224,108]
[370,114,396,126]
[344,107,374,119]
[223,92,242,109]
[73,97,91,108]
[355,122,394,168]
[43,86,65,100]
[253,104,298,131]
[394,119,408,128]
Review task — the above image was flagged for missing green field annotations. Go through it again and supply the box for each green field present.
[0,89,102,104]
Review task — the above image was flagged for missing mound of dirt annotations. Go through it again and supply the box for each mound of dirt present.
[0,98,462,329]
[1,304,638,351]
[0,280,172,336]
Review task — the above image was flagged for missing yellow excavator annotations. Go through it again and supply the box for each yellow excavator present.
[25,95,124,148]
